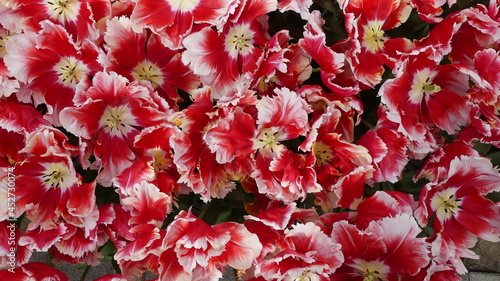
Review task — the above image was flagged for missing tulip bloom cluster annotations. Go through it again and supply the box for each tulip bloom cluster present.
[0,0,499,280]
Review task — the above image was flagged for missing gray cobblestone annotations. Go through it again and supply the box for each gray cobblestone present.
[467,272,500,281]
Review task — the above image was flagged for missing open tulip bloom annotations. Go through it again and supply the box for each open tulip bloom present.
[0,0,499,280]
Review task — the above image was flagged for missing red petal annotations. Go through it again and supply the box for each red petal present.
[244,203,297,230]
[204,107,256,164]
[455,195,500,242]
[19,224,67,252]
[0,102,50,134]
[212,222,262,269]
[367,214,430,275]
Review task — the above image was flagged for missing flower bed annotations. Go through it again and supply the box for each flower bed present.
[0,0,499,280]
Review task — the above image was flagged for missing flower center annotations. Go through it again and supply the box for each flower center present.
[0,30,12,58]
[46,0,79,22]
[255,127,283,155]
[54,56,88,87]
[99,105,135,136]
[131,61,164,87]
[313,141,333,166]
[149,148,170,172]
[362,21,386,53]
[41,162,72,190]
[431,188,462,220]
[293,270,319,281]
[225,24,254,58]
[312,100,328,110]
[409,68,440,103]
[350,259,389,281]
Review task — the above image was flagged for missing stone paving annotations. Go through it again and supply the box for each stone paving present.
[464,239,500,281]
[463,272,500,281]
[465,239,500,273]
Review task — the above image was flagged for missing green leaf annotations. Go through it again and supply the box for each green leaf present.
[112,258,121,274]
[95,185,120,206]
[486,151,500,167]
[394,169,429,197]
[486,192,500,203]
[420,226,434,237]
[99,240,117,257]
[380,181,395,192]
[216,207,233,224]
[162,207,183,229]
[199,198,223,225]
[75,263,88,270]
[473,141,491,155]
[96,240,117,264]
[98,255,113,264]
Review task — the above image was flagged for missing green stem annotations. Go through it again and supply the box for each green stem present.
[312,67,322,73]
[360,118,375,129]
[79,265,91,281]
[198,200,212,220]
